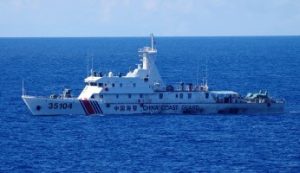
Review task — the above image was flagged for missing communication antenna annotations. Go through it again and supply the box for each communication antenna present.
[86,52,95,76]
[196,60,200,85]
[204,56,208,88]
[22,79,25,96]
[150,33,155,50]
[92,54,94,72]
[91,55,94,76]
[86,53,89,77]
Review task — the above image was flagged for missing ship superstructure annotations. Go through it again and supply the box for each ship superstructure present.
[22,34,284,115]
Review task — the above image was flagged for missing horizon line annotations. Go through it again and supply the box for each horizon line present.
[0,34,299,38]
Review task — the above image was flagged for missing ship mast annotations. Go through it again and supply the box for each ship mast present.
[137,34,164,86]
[150,33,155,50]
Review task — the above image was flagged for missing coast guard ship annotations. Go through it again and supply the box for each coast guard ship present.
[22,34,284,115]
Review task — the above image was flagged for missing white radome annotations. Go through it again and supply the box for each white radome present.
[22,34,285,115]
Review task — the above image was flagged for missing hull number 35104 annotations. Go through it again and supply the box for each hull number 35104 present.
[48,103,72,109]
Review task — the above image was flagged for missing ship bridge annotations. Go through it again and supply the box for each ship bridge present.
[79,34,164,99]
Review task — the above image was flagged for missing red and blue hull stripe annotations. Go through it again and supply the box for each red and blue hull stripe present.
[80,100,103,115]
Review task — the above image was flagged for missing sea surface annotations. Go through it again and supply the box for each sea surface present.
[0,36,299,172]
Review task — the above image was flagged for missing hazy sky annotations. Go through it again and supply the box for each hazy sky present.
[0,0,299,37]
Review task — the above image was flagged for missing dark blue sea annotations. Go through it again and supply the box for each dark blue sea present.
[0,37,299,172]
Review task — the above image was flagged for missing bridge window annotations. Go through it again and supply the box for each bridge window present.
[180,93,183,99]
[98,83,103,87]
[139,94,143,98]
[175,94,178,98]
[128,94,132,98]
[116,94,119,99]
[205,93,209,99]
[90,82,97,86]
[159,93,163,99]
[112,83,115,87]
[188,93,192,99]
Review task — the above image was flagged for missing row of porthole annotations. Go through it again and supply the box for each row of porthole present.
[98,93,209,99]
[100,94,144,99]
[89,82,137,88]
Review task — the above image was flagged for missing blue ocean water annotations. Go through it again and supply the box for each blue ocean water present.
[0,37,300,172]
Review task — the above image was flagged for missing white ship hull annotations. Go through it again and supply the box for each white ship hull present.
[21,34,285,116]
[22,95,284,116]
